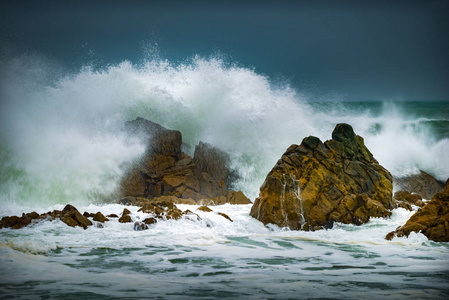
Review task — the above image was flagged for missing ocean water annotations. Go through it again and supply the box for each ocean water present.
[1,54,449,299]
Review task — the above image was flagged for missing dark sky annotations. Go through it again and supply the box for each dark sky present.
[1,0,448,101]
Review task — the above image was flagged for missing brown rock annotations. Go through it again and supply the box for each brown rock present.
[122,208,131,216]
[120,118,237,204]
[183,210,201,222]
[250,123,394,231]
[119,215,132,223]
[394,170,444,200]
[165,209,183,220]
[134,221,148,231]
[217,212,233,222]
[394,190,424,208]
[107,214,119,218]
[386,178,449,242]
[61,205,93,229]
[197,206,213,212]
[93,212,109,223]
[143,217,158,225]
[125,117,182,160]
[227,190,251,204]
[193,141,236,189]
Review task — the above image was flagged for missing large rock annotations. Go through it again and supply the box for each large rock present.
[120,118,247,204]
[250,123,394,231]
[193,141,237,189]
[394,170,444,200]
[386,179,449,242]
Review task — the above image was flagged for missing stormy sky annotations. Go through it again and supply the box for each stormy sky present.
[1,0,448,101]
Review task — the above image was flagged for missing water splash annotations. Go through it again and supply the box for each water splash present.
[0,53,448,210]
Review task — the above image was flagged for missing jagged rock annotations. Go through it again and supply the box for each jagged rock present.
[183,210,201,222]
[394,170,444,200]
[125,117,182,160]
[386,179,449,242]
[0,206,95,230]
[197,206,213,212]
[120,118,245,204]
[83,212,94,218]
[61,205,92,229]
[119,215,132,223]
[193,141,236,189]
[119,208,132,223]
[217,212,233,222]
[250,123,394,231]
[134,221,148,231]
[143,217,158,225]
[93,212,109,223]
[227,190,251,204]
[0,211,40,229]
[394,191,424,208]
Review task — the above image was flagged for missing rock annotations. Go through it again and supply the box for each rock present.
[386,178,449,242]
[0,205,98,230]
[143,217,158,225]
[183,210,201,222]
[0,211,42,230]
[120,118,245,204]
[227,190,251,204]
[61,205,92,229]
[119,215,132,223]
[250,123,394,231]
[119,208,132,223]
[394,191,424,208]
[193,141,236,189]
[93,212,109,223]
[125,117,182,160]
[217,212,233,222]
[397,201,413,211]
[134,221,148,231]
[394,170,444,200]
[166,209,183,220]
[197,206,213,212]
[107,214,119,218]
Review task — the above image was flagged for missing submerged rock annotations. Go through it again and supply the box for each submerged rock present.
[386,179,449,242]
[120,118,248,205]
[217,212,233,222]
[197,206,213,212]
[250,123,394,231]
[394,170,444,200]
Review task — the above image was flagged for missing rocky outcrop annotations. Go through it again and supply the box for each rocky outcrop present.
[250,123,394,231]
[120,118,249,204]
[0,205,93,230]
[394,170,444,200]
[386,179,449,242]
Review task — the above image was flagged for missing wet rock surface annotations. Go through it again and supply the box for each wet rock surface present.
[250,123,394,231]
[120,118,249,205]
[386,179,449,242]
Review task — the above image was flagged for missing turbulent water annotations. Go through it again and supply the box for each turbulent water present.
[1,54,449,299]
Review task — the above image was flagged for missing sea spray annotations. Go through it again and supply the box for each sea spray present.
[1,53,448,211]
